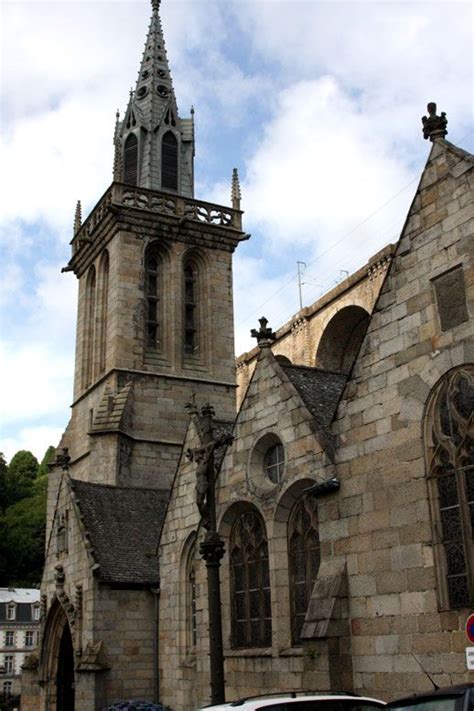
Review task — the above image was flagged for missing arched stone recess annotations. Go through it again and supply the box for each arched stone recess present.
[315,305,370,374]
[142,238,172,365]
[38,597,76,711]
[181,248,210,368]
[179,530,198,656]
[272,478,317,651]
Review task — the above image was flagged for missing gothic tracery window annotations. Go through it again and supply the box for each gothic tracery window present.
[230,510,272,649]
[145,249,163,350]
[188,560,197,649]
[288,494,321,644]
[98,251,109,373]
[425,366,474,609]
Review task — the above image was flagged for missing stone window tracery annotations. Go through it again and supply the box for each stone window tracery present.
[288,494,321,644]
[425,365,474,610]
[230,510,272,649]
[188,560,197,649]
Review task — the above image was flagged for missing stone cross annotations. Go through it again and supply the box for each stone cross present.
[251,316,277,348]
[422,102,448,142]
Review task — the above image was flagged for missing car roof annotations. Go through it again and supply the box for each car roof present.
[386,684,474,707]
[202,694,386,710]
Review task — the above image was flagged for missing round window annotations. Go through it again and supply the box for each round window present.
[263,443,284,483]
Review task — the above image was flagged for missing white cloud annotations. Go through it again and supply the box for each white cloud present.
[2,426,64,465]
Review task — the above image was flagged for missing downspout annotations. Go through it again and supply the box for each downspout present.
[151,587,161,703]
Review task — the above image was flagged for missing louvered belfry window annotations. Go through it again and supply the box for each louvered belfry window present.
[427,366,474,609]
[123,133,138,185]
[230,511,272,649]
[162,131,178,191]
[146,252,161,350]
[288,494,321,644]
[184,264,196,354]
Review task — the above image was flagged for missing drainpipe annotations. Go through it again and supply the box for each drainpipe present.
[151,587,161,704]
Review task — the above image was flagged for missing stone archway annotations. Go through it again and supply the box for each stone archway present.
[39,599,76,711]
[57,623,75,711]
[315,305,370,374]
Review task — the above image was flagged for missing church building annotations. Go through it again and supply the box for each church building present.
[29,1,473,710]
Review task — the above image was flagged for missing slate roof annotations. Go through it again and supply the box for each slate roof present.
[281,364,347,429]
[70,479,169,586]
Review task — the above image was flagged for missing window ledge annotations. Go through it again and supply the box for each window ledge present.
[224,647,273,658]
[278,647,303,657]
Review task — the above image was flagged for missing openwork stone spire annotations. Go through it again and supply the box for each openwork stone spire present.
[114,0,195,195]
[422,102,448,142]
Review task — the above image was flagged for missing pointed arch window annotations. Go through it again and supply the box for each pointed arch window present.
[145,248,163,351]
[288,494,321,644]
[84,266,96,388]
[123,133,138,185]
[425,366,474,609]
[162,131,178,191]
[230,510,272,649]
[98,251,109,374]
[184,263,197,355]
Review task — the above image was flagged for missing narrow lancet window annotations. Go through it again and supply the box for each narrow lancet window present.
[184,264,197,354]
[288,494,321,644]
[84,266,96,388]
[123,133,138,185]
[98,251,109,373]
[162,131,178,191]
[146,251,162,350]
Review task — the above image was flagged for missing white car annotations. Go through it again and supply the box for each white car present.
[197,693,387,711]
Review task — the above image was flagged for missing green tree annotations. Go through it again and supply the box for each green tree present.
[0,452,8,513]
[0,483,46,587]
[37,445,56,478]
[6,449,39,504]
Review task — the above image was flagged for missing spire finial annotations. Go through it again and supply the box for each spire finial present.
[422,102,448,142]
[231,168,241,211]
[151,0,161,10]
[74,200,82,235]
[251,317,276,349]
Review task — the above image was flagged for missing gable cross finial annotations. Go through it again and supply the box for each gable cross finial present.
[251,316,277,348]
[422,102,448,142]
[231,168,241,211]
[185,392,198,416]
[74,201,82,235]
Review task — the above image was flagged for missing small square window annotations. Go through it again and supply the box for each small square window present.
[432,265,469,332]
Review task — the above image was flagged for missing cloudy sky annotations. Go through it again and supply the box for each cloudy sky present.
[1,0,472,462]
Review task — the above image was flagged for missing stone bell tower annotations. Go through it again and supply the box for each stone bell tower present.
[60,0,247,491]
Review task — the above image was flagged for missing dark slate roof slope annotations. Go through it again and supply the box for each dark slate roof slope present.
[281,364,347,429]
[70,479,169,586]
